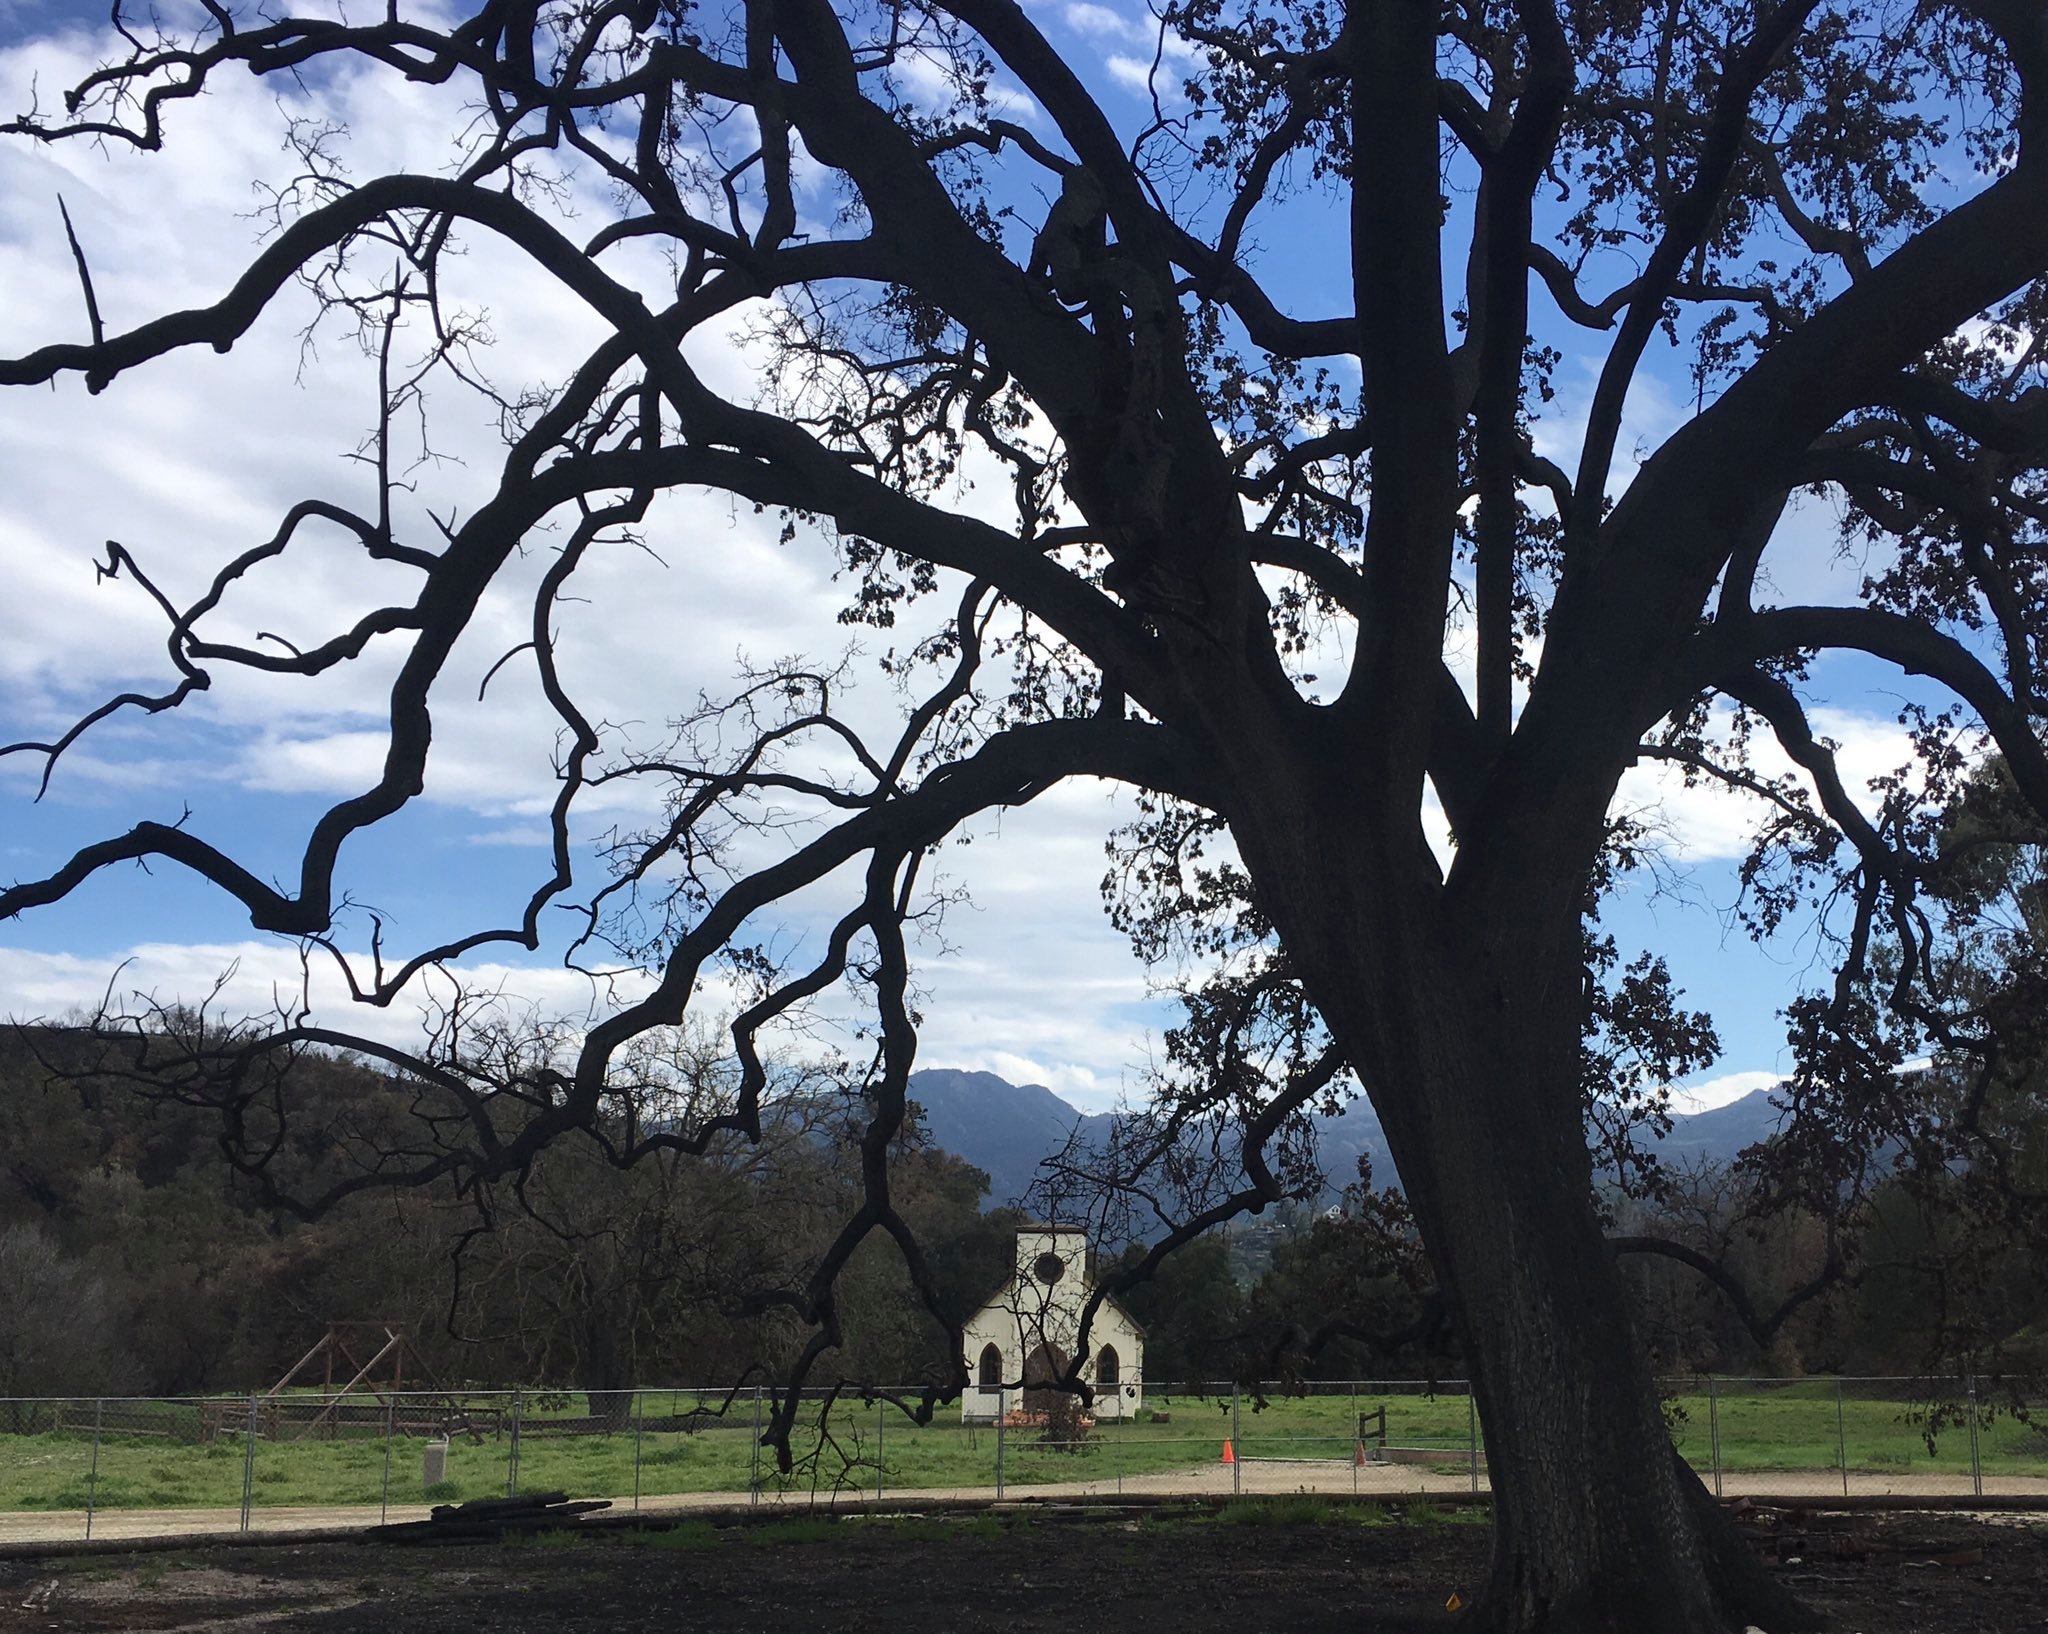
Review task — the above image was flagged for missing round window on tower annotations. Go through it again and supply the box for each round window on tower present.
[1033,1251,1066,1285]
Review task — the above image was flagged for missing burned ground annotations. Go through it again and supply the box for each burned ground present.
[0,1504,2038,1633]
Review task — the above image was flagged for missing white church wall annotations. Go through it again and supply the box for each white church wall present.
[959,1227,1145,1422]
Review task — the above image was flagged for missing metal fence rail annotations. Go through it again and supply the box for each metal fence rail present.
[2,1376,2042,1544]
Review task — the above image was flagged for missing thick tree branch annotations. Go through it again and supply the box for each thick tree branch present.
[1473,0,1573,749]
[1716,605,2048,822]
[1611,1234,1842,1348]
[1569,0,1823,541]
[1340,0,1457,762]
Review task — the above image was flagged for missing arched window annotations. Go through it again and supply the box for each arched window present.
[1097,1345,1120,1387]
[978,1342,1002,1392]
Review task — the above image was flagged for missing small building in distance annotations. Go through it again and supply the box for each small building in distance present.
[960,1225,1144,1423]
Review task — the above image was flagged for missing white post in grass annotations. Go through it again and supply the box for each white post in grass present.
[1836,1378,1848,1500]
[85,1399,102,1541]
[1468,1385,1480,1496]
[239,1393,259,1533]
[381,1398,395,1524]
[507,1390,522,1498]
[1350,1380,1359,1498]
[1230,1382,1241,1498]
[1707,1376,1723,1499]
[1967,1374,1983,1498]
[750,1385,763,1506]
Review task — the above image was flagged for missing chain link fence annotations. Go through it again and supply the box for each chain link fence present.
[4,1376,2044,1543]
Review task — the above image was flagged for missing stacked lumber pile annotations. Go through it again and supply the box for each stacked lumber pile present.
[366,1491,612,1543]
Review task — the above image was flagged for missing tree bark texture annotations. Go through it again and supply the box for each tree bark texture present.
[1232,770,1811,1633]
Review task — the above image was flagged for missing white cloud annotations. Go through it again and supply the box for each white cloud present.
[1956,313,2029,367]
[1062,2,1138,38]
[1061,2,1201,57]
[884,778,1167,1112]
[1531,354,1687,504]
[967,1051,1125,1112]
[1668,1068,1781,1116]
[1611,702,1923,865]
[1056,0,1200,98]
[1745,490,1900,609]
[0,12,2000,1133]
[889,47,1042,126]
[465,826,557,848]
[1105,55,1163,94]
[0,939,656,1047]
[0,31,885,844]
[0,8,1171,1085]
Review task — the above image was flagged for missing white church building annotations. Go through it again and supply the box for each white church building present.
[960,1225,1145,1422]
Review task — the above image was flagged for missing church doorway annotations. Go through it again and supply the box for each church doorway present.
[1021,1341,1068,1413]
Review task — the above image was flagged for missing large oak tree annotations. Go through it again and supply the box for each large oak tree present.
[6,1,2048,1628]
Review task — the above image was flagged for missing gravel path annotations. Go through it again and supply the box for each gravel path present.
[5,1460,2045,1547]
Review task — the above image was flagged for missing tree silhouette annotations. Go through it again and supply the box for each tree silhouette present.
[6,1,2048,1627]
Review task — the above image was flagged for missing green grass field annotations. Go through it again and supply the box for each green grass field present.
[3,1382,2043,1514]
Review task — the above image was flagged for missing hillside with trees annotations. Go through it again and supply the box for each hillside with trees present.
[0,1028,1026,1397]
[6,1030,2043,1400]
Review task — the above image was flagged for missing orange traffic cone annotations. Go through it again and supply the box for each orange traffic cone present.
[1220,1438,1235,1465]
[1354,1438,1368,1467]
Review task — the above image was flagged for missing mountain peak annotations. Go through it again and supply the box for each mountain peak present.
[909,1067,1783,1211]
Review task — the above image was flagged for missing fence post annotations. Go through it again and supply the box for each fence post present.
[1114,1398,1123,1498]
[240,1392,259,1533]
[507,1390,522,1498]
[1967,1373,1983,1499]
[1230,1381,1241,1498]
[749,1385,763,1507]
[85,1399,103,1542]
[380,1397,395,1525]
[1349,1381,1359,1497]
[1835,1378,1848,1499]
[995,1388,1007,1501]
[633,1393,644,1513]
[875,1398,885,1503]
[1707,1376,1723,1499]
[1468,1383,1480,1495]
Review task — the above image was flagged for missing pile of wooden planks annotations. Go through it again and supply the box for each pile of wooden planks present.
[365,1491,612,1543]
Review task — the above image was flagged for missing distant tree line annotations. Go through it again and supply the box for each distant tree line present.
[2,1020,2043,1401]
[0,1025,1022,1398]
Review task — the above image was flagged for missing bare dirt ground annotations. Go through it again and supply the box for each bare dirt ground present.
[6,1460,2036,1547]
[0,1506,2042,1634]
[0,1461,1463,1547]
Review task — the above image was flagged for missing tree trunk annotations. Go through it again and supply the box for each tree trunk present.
[585,1388,635,1433]
[1420,1098,1805,1629]
[1227,776,1816,1633]
[576,1317,635,1432]
[1359,988,1812,1632]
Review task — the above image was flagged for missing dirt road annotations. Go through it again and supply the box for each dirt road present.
[4,1459,2041,1548]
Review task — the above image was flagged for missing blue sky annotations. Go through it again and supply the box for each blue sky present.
[0,1,1973,1114]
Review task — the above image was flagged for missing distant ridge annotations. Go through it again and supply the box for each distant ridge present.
[1648,1090,1789,1166]
[908,1067,1115,1208]
[908,1067,1785,1210]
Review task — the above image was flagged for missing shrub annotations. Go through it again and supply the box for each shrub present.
[1037,1395,1094,1450]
